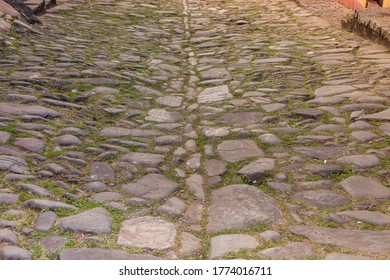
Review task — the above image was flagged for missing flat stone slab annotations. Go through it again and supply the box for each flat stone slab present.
[289,226,390,254]
[209,234,258,259]
[359,109,390,121]
[40,236,67,253]
[257,242,314,260]
[23,199,76,210]
[90,162,115,181]
[293,108,324,119]
[218,112,264,126]
[340,176,390,199]
[324,253,373,260]
[156,96,183,108]
[0,193,18,205]
[217,140,263,163]
[337,155,381,169]
[0,229,19,244]
[117,216,176,250]
[59,207,112,234]
[207,184,285,232]
[237,158,275,181]
[121,174,179,200]
[14,138,45,153]
[146,109,183,122]
[293,146,348,160]
[100,127,164,137]
[204,160,227,177]
[60,248,160,260]
[314,85,355,97]
[35,211,57,231]
[179,232,201,257]
[338,210,390,225]
[198,85,233,104]
[16,183,51,197]
[200,67,232,80]
[293,190,349,209]
[120,152,165,167]
[0,156,30,174]
[0,103,61,118]
[0,246,32,260]
[0,131,11,144]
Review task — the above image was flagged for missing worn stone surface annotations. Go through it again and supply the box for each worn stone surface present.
[217,140,263,163]
[120,152,165,167]
[117,216,176,250]
[59,207,112,234]
[60,248,160,260]
[179,232,201,257]
[218,112,264,126]
[340,176,390,199]
[207,185,285,232]
[198,85,233,104]
[338,210,390,225]
[0,246,32,260]
[35,211,57,231]
[337,155,381,169]
[0,193,18,205]
[237,158,275,181]
[23,199,76,210]
[209,234,258,259]
[293,190,349,209]
[257,242,314,260]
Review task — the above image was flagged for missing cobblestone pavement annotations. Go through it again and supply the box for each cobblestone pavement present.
[0,0,390,260]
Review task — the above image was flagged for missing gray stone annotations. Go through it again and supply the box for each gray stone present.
[186,153,201,169]
[237,158,275,181]
[260,230,281,241]
[90,162,115,181]
[209,234,258,259]
[198,85,233,104]
[23,199,76,210]
[217,140,263,163]
[92,86,120,95]
[257,242,314,260]
[207,185,285,232]
[16,183,51,197]
[200,68,231,80]
[117,216,176,250]
[157,197,186,218]
[0,193,18,205]
[185,202,203,222]
[203,127,230,138]
[359,109,390,121]
[100,127,164,137]
[54,135,82,146]
[121,174,179,200]
[0,246,32,260]
[59,207,112,234]
[258,134,282,145]
[81,181,109,192]
[218,112,264,126]
[295,180,334,190]
[293,108,324,119]
[0,131,11,144]
[35,211,57,231]
[185,174,205,201]
[338,210,390,225]
[89,192,121,202]
[179,232,201,257]
[253,58,291,64]
[0,156,30,174]
[289,226,390,253]
[340,176,390,199]
[146,109,183,122]
[154,135,182,145]
[60,248,160,260]
[133,85,162,96]
[120,152,165,167]
[0,229,18,244]
[0,103,61,118]
[324,253,373,260]
[314,85,355,97]
[293,190,349,209]
[293,146,347,160]
[379,123,390,136]
[305,164,344,177]
[267,182,292,192]
[337,155,381,169]
[40,236,67,253]
[204,160,227,176]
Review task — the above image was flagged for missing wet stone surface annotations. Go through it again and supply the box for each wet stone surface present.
[0,0,389,260]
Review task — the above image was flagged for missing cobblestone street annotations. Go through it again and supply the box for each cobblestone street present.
[0,0,390,260]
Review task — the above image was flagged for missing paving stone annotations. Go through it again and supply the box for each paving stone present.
[218,112,264,126]
[0,156,30,174]
[351,131,380,142]
[337,155,381,169]
[16,183,51,197]
[324,253,373,260]
[359,109,390,121]
[267,182,292,192]
[185,174,205,201]
[40,236,67,253]
[257,242,314,260]
[59,207,112,234]
[120,152,165,167]
[259,230,281,241]
[23,199,76,210]
[81,181,109,192]
[0,246,32,260]
[305,164,344,177]
[89,192,121,202]
[186,153,201,169]
[157,197,186,218]
[179,232,201,257]
[237,158,275,181]
[209,234,258,259]
[379,123,390,136]
[293,146,347,160]
[154,135,182,145]
[207,185,285,232]
[204,159,227,176]
[117,216,176,250]
[185,202,203,222]
[60,248,160,260]
[0,103,61,118]
[0,229,18,244]
[289,226,390,253]
[293,190,349,209]
[200,67,231,80]
[35,211,57,231]
[54,135,82,146]
[262,103,286,113]
[0,193,18,205]
[293,108,324,119]
[100,127,164,137]
[90,162,115,181]
[340,176,390,199]
[337,210,390,225]
[258,133,282,145]
[198,85,233,104]
[121,174,179,200]
[314,85,355,97]
[92,86,120,95]
[217,140,263,163]
[0,131,11,144]
[146,109,183,122]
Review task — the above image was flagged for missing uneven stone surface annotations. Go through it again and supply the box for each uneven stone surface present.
[0,246,32,260]
[207,185,285,232]
[209,234,259,259]
[0,0,390,260]
[257,242,314,260]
